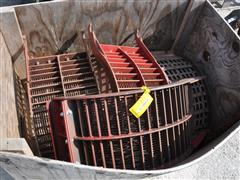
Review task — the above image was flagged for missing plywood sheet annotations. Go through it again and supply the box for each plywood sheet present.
[14,0,191,57]
[0,32,19,138]
[0,10,25,79]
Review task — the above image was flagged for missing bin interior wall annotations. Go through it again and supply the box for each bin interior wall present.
[0,0,205,79]
[0,32,20,138]
[176,2,240,134]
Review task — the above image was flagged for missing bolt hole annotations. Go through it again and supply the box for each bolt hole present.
[212,32,218,39]
[232,42,240,53]
[203,51,211,62]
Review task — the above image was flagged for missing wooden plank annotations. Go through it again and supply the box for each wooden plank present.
[0,32,20,138]
[13,0,193,57]
[0,9,25,79]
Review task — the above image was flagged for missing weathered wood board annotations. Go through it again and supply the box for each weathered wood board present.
[0,0,206,79]
[0,9,25,79]
[14,0,190,57]
[181,2,240,133]
[0,32,19,138]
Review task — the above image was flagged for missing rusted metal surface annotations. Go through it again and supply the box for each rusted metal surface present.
[87,25,169,92]
[49,79,199,170]
[15,72,39,154]
[153,53,209,131]
[24,31,208,159]
[24,37,98,158]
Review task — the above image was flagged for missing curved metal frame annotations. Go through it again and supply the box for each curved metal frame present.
[88,24,119,92]
[75,115,191,141]
[87,24,170,92]
[135,31,170,84]
[49,78,197,170]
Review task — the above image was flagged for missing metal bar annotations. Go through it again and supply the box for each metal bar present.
[57,55,66,97]
[46,101,57,159]
[162,90,171,160]
[178,85,184,119]
[61,101,75,162]
[114,97,126,169]
[76,102,89,165]
[103,99,116,169]
[153,91,163,164]
[29,52,79,61]
[171,0,194,51]
[93,99,102,136]
[184,85,191,138]
[181,85,188,151]
[185,116,191,147]
[124,96,136,169]
[174,87,180,121]
[185,85,189,114]
[168,88,177,158]
[53,78,202,101]
[134,94,145,169]
[181,85,186,116]
[181,122,187,152]
[183,85,187,115]
[74,115,192,141]
[164,64,193,71]
[81,31,101,94]
[174,87,182,154]
[185,122,189,149]
[93,99,106,167]
[146,108,154,168]
[85,100,97,166]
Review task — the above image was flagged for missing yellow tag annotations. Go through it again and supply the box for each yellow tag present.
[129,86,153,118]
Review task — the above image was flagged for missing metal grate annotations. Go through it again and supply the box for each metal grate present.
[153,53,208,131]
[49,78,199,170]
[87,25,169,92]
[24,41,98,158]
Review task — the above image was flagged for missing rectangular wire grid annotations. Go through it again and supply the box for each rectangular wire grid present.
[26,52,98,158]
[153,53,208,131]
